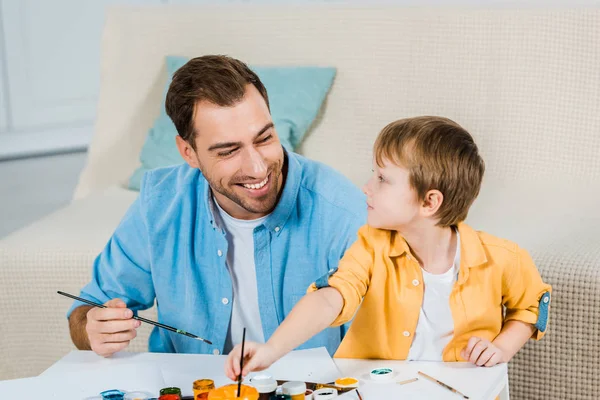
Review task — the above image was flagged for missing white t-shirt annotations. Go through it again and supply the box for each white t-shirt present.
[407,232,461,361]
[214,200,268,354]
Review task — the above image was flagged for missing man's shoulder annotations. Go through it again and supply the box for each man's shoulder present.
[293,153,365,217]
[139,163,205,201]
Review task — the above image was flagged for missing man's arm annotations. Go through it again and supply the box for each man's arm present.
[68,305,93,350]
[66,196,154,356]
[68,299,141,357]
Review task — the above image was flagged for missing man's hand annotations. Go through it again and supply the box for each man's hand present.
[225,342,281,381]
[461,336,507,367]
[84,298,141,357]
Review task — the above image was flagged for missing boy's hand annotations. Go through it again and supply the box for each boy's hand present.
[225,342,280,381]
[461,336,507,367]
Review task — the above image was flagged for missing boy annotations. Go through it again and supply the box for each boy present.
[225,116,551,378]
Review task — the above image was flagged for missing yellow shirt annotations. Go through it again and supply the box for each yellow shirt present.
[308,223,552,361]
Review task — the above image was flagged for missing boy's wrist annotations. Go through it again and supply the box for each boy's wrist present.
[491,338,517,363]
[265,340,289,361]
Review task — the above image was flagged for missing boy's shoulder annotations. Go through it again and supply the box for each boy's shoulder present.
[462,224,530,269]
[475,229,520,254]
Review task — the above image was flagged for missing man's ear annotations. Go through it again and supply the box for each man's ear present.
[176,135,200,169]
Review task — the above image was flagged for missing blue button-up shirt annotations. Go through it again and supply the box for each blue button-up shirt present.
[68,151,366,355]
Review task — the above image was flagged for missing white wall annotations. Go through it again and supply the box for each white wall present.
[0,12,6,135]
[0,0,164,160]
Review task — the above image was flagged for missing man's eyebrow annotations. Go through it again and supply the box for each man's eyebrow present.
[254,122,275,139]
[207,123,274,152]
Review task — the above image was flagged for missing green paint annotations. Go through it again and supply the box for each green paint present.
[372,368,392,375]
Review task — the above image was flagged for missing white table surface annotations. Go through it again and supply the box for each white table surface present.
[334,358,507,400]
[9,349,507,400]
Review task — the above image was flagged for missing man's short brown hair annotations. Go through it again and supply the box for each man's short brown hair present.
[165,55,269,148]
[374,116,485,227]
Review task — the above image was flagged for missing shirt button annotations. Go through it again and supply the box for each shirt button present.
[274,226,280,232]
[213,349,220,355]
[222,298,229,305]
[412,279,420,286]
[543,296,550,304]
[217,250,223,257]
[403,331,411,337]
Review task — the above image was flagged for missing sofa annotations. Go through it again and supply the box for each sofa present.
[1,5,599,400]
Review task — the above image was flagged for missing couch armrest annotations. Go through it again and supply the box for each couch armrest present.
[509,228,600,400]
[0,187,156,380]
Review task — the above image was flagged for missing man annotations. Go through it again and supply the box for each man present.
[68,55,366,357]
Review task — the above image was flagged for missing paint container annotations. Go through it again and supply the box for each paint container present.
[100,389,126,400]
[249,378,278,400]
[311,388,338,399]
[206,384,259,400]
[370,367,394,381]
[333,378,358,389]
[194,379,216,399]
[124,391,155,400]
[281,381,306,400]
[304,388,313,400]
[159,387,182,400]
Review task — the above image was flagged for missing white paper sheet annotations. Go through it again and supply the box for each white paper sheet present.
[41,347,341,397]
[1,363,165,400]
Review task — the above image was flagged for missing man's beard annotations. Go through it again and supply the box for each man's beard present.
[202,159,284,215]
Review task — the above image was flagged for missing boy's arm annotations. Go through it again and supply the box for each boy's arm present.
[225,287,343,379]
[462,246,551,366]
[502,246,552,340]
[225,225,376,379]
[462,320,535,366]
[492,320,536,360]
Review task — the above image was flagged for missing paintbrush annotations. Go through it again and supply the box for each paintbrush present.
[418,371,469,399]
[238,327,247,397]
[57,291,212,345]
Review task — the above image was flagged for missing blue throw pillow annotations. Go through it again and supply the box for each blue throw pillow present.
[129,56,336,190]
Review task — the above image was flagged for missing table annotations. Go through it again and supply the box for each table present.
[3,349,509,400]
[334,358,509,400]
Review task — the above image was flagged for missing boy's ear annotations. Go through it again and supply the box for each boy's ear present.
[421,189,444,218]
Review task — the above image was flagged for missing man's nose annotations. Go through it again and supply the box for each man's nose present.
[242,147,267,177]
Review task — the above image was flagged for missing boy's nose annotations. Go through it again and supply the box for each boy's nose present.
[362,180,372,196]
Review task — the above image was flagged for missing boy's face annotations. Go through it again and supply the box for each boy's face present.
[362,158,422,230]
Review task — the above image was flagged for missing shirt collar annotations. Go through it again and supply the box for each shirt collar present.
[456,222,488,268]
[263,148,302,235]
[389,230,410,257]
[388,222,486,268]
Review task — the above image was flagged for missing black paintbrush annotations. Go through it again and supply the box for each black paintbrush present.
[57,291,212,345]
[238,327,247,397]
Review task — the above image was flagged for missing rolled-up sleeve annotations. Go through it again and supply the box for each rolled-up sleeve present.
[308,225,374,327]
[66,195,155,318]
[503,246,552,340]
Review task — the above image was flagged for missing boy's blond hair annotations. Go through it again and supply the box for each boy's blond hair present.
[374,116,485,227]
